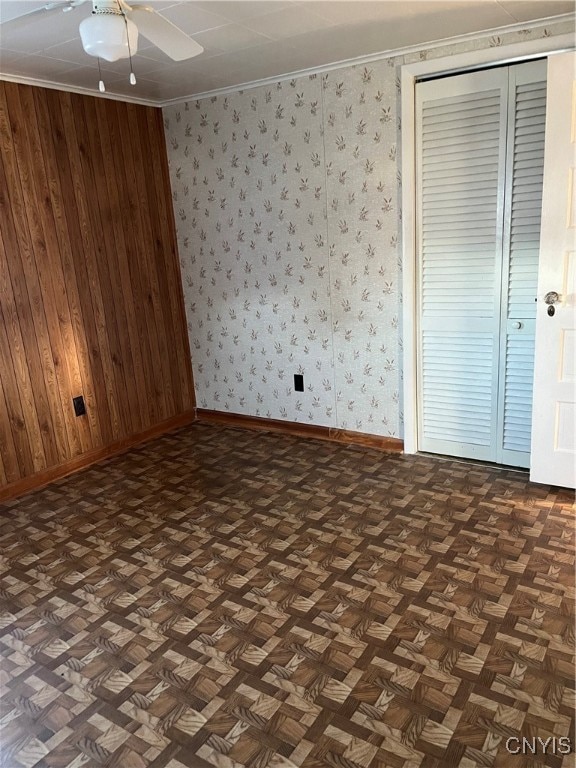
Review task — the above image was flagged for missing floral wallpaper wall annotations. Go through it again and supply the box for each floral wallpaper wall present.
[321,62,400,435]
[164,18,572,439]
[165,75,338,427]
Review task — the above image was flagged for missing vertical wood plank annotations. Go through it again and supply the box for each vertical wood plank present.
[70,94,131,438]
[47,90,107,447]
[0,391,7,486]
[17,84,84,459]
[97,101,160,429]
[90,98,148,433]
[58,91,123,443]
[0,85,54,472]
[137,105,188,414]
[146,107,195,411]
[0,359,18,484]
[128,103,180,416]
[0,255,35,479]
[34,87,95,454]
[113,100,170,422]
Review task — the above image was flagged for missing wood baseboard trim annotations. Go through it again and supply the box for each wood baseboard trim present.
[196,409,403,453]
[0,410,198,503]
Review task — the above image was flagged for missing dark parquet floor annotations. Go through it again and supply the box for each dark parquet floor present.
[0,423,574,768]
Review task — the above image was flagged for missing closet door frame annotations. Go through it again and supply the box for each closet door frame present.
[400,32,574,457]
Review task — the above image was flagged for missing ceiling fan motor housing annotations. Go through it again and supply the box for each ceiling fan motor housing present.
[79,2,138,62]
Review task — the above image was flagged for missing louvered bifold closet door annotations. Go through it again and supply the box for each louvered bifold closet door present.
[497,60,547,467]
[416,69,508,460]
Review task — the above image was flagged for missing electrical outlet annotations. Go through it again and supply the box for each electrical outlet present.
[294,374,304,392]
[73,395,86,417]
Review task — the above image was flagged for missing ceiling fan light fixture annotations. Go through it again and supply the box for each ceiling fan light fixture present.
[79,12,138,62]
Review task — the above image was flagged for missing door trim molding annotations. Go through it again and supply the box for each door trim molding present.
[400,33,575,455]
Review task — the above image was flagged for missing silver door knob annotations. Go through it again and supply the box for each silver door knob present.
[512,321,523,329]
[544,291,560,305]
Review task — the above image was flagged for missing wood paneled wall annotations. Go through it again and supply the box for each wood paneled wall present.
[0,82,195,495]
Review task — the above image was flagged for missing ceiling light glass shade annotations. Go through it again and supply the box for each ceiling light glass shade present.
[79,13,138,62]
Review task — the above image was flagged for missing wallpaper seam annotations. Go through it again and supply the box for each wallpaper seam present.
[319,76,339,430]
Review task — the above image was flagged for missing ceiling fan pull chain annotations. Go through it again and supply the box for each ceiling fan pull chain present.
[97,57,106,92]
[123,12,137,85]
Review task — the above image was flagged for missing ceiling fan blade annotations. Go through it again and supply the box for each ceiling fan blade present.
[0,0,83,26]
[127,5,203,61]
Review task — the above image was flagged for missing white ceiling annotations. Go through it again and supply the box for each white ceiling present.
[0,0,573,105]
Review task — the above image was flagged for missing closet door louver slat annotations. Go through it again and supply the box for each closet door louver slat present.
[499,73,546,466]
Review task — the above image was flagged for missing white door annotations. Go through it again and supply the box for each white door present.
[416,68,508,463]
[530,52,576,489]
[497,62,547,467]
[415,61,546,467]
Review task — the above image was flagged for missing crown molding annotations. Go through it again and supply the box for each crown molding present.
[1,12,573,108]
[160,12,574,107]
[0,72,161,107]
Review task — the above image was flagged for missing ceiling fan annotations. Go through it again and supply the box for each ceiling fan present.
[78,0,203,62]
[3,0,203,89]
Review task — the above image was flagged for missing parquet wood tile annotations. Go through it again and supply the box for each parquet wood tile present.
[0,423,574,768]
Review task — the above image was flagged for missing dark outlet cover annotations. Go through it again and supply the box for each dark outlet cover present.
[294,374,304,392]
[73,395,86,417]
